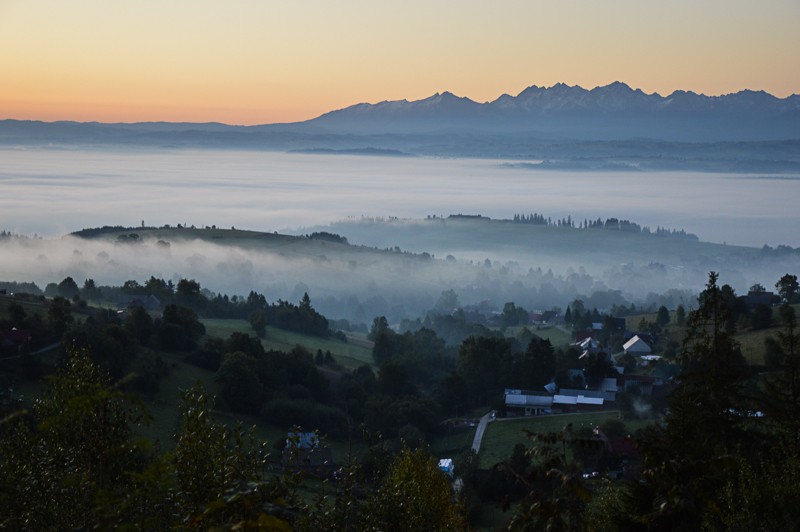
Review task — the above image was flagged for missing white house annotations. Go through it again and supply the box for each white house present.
[623,335,652,355]
[504,389,553,416]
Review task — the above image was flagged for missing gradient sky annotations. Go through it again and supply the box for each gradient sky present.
[1,0,798,125]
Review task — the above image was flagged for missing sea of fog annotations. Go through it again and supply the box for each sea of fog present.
[1,147,799,248]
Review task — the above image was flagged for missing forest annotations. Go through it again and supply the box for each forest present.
[1,266,799,529]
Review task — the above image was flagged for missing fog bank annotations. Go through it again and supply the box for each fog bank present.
[2,148,799,247]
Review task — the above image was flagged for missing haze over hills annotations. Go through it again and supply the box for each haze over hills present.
[2,82,799,172]
[2,218,799,324]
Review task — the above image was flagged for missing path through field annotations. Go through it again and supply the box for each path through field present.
[471,410,495,453]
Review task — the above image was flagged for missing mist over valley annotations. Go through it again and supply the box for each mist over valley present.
[1,150,798,323]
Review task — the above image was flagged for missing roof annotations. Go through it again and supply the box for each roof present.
[553,395,604,406]
[560,388,604,399]
[505,393,553,407]
[599,377,619,393]
[625,332,655,345]
[560,387,616,402]
[576,337,600,350]
[623,335,652,353]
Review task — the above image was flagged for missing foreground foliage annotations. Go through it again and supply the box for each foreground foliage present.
[0,350,464,530]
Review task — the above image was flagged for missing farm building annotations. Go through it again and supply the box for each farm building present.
[552,394,604,412]
[504,389,553,416]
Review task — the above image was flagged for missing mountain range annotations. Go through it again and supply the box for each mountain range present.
[306,81,800,140]
[1,82,799,171]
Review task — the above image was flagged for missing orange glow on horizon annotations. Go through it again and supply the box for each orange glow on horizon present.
[1,0,797,125]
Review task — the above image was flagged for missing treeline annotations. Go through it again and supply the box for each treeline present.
[0,230,40,240]
[307,231,348,244]
[511,212,698,239]
[0,281,42,295]
[368,316,586,415]
[40,275,337,340]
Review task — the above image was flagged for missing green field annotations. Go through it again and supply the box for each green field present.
[201,319,375,369]
[478,411,634,468]
[135,348,220,447]
[0,294,48,319]
[430,427,477,458]
[133,347,368,463]
[529,326,571,346]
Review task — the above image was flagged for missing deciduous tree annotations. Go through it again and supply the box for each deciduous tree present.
[776,273,799,304]
[363,448,465,531]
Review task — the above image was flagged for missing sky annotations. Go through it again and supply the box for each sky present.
[1,0,798,125]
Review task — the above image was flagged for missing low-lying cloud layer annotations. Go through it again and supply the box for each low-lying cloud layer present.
[1,147,799,247]
[1,148,798,322]
[1,221,797,324]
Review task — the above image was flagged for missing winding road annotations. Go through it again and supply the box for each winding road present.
[471,410,495,454]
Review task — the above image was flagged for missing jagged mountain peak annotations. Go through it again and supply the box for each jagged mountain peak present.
[305,82,799,139]
[419,91,474,104]
[591,81,634,93]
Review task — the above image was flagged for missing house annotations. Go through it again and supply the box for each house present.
[623,335,652,355]
[504,389,553,416]
[282,432,335,474]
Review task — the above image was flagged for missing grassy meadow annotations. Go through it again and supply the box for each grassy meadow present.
[477,411,651,469]
[202,318,374,369]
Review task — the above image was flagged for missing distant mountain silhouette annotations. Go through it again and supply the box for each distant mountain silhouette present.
[306,82,800,140]
[1,83,798,157]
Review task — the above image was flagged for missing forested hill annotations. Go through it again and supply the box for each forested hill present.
[59,219,800,325]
